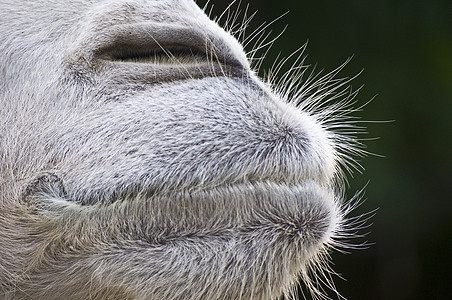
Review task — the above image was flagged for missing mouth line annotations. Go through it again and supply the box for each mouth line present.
[23,170,336,207]
[25,176,338,250]
[74,176,333,204]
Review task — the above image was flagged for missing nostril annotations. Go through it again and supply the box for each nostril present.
[92,23,243,69]
[104,46,208,64]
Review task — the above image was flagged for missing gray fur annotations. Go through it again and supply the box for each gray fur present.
[0,1,364,299]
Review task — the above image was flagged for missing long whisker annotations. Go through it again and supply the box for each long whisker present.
[144,33,195,81]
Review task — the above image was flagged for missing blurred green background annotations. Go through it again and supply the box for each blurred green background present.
[199,0,452,299]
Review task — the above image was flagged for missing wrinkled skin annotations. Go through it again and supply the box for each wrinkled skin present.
[0,1,346,299]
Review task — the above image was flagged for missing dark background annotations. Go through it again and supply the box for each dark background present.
[198,1,452,299]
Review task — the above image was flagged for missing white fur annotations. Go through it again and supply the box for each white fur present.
[0,1,364,299]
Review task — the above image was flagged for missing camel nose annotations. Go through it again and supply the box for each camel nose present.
[93,23,245,71]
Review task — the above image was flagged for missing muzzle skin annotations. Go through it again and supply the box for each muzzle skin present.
[0,1,363,299]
